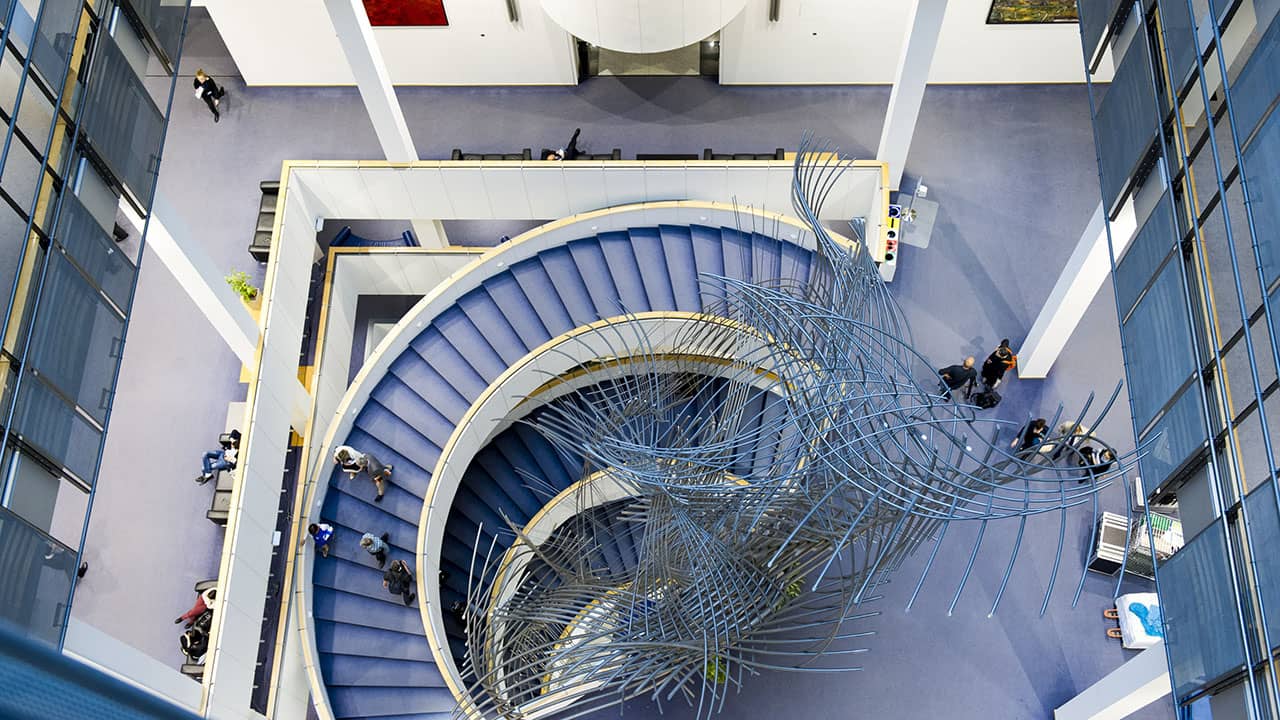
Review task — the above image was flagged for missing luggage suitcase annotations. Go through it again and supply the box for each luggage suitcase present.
[973,388,1001,409]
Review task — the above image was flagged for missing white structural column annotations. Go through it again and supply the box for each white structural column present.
[118,197,259,366]
[322,0,417,162]
[876,0,949,191]
[1054,642,1172,719]
[1019,200,1139,377]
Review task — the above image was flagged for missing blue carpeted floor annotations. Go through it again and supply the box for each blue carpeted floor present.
[71,8,1173,718]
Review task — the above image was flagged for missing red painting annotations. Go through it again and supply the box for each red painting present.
[362,0,448,26]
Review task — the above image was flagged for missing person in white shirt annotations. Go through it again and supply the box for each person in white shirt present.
[334,445,393,502]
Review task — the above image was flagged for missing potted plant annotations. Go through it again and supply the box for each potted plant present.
[225,270,259,303]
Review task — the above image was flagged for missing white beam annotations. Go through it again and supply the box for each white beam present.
[876,0,948,191]
[118,198,259,366]
[1054,642,1171,720]
[1019,200,1138,378]
[322,0,417,162]
[410,219,449,249]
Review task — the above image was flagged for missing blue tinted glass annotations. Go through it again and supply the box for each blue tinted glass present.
[1226,12,1280,143]
[1245,108,1280,287]
[120,0,189,66]
[12,373,103,483]
[53,193,135,308]
[1138,385,1208,494]
[0,507,75,646]
[1122,259,1198,427]
[79,33,165,206]
[1158,0,1197,89]
[1245,480,1280,651]
[1079,0,1124,68]
[1096,38,1162,211]
[28,253,124,425]
[29,0,79,87]
[1160,519,1247,699]
[1115,191,1179,316]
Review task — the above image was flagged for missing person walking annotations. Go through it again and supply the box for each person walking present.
[937,357,977,401]
[305,522,334,558]
[334,445,393,502]
[383,558,416,606]
[1077,446,1116,482]
[981,339,1018,389]
[360,531,390,567]
[193,69,227,123]
[1011,418,1048,452]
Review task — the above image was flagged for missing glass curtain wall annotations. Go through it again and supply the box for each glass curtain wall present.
[1079,0,1280,716]
[0,0,188,646]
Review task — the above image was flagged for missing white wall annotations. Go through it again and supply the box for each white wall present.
[720,0,1113,84]
[201,0,577,86]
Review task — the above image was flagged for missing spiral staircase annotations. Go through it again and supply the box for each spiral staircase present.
[305,215,833,720]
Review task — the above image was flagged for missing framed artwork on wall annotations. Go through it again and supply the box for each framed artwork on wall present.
[986,0,1078,23]
[362,0,449,27]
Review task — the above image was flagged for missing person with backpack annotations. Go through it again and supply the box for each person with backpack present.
[384,559,417,606]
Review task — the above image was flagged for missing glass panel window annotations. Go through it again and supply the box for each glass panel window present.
[11,371,102,484]
[27,251,124,424]
[1158,0,1197,91]
[1227,12,1280,144]
[1,140,44,212]
[2,449,85,547]
[54,191,135,308]
[1116,191,1179,317]
[79,31,164,207]
[1245,109,1280,289]
[1244,480,1280,654]
[0,503,76,645]
[1096,38,1163,211]
[1140,384,1211,495]
[29,0,80,89]
[1159,518,1248,699]
[1123,258,1200,428]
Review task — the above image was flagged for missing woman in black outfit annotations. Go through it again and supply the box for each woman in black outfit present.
[194,69,226,122]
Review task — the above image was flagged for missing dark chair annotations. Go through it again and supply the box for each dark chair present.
[329,226,419,248]
[702,148,786,160]
[247,181,280,262]
[450,148,533,161]
[573,149,622,161]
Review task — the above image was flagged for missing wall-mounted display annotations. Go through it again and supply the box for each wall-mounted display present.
[362,0,448,27]
[987,0,1078,23]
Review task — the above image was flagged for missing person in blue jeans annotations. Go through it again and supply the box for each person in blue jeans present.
[198,430,241,484]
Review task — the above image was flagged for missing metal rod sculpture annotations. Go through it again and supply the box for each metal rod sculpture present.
[452,137,1137,720]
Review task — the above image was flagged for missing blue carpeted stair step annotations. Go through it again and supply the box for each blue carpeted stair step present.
[327,685,457,718]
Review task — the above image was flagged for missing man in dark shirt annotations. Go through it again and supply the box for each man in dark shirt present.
[937,357,977,401]
[383,559,417,606]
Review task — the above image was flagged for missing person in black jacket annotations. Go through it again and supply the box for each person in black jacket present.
[194,69,226,123]
[980,339,1018,388]
[543,128,582,160]
[383,559,417,606]
[937,357,977,401]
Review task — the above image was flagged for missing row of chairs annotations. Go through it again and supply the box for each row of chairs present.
[449,147,784,161]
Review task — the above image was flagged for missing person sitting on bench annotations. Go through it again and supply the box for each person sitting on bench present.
[198,430,241,484]
[174,588,217,628]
